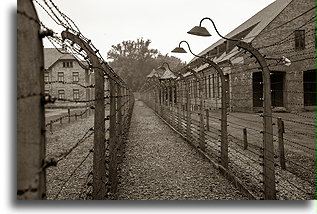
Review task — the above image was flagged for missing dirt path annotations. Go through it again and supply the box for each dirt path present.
[117,100,247,200]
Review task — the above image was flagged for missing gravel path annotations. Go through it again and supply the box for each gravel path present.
[46,115,94,200]
[117,100,247,200]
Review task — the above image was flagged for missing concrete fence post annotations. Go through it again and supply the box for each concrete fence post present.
[185,81,191,140]
[109,79,118,196]
[50,121,53,133]
[237,41,276,200]
[205,109,210,131]
[243,128,248,150]
[61,31,106,200]
[277,117,286,170]
[17,0,46,199]
[68,108,71,123]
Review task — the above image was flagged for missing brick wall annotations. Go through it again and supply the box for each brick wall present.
[252,0,315,111]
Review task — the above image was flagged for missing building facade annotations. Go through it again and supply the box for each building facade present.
[44,48,93,107]
[181,0,315,112]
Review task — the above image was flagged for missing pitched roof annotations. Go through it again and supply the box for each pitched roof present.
[190,0,293,63]
[160,68,177,79]
[44,48,75,69]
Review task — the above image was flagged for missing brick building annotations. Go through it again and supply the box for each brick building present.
[44,48,93,107]
[182,0,315,112]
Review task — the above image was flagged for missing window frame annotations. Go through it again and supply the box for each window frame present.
[63,61,73,68]
[58,89,65,99]
[44,72,49,83]
[73,72,79,82]
[57,72,64,82]
[294,30,305,51]
[73,89,80,100]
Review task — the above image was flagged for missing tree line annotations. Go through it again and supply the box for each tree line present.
[107,38,186,91]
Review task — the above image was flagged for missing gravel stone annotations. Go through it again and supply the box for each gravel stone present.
[117,101,247,200]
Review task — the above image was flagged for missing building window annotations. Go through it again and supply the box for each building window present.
[58,72,64,82]
[295,30,305,51]
[73,89,80,100]
[63,61,73,68]
[44,72,49,82]
[73,72,79,82]
[44,90,50,95]
[58,90,65,99]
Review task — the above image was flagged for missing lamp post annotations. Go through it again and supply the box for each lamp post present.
[172,40,228,161]
[188,17,276,200]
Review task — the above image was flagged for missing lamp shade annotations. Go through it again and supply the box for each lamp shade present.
[171,47,187,53]
[187,26,211,37]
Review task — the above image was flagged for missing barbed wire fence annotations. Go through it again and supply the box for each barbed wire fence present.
[17,0,134,200]
[140,5,315,200]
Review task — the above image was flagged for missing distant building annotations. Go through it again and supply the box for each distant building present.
[44,48,93,107]
[184,0,315,112]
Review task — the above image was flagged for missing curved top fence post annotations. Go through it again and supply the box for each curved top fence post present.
[61,31,106,200]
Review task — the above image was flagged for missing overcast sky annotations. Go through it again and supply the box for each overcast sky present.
[34,0,276,64]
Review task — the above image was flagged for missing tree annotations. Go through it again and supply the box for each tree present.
[107,38,186,91]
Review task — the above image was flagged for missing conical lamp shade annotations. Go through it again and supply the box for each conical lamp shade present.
[171,47,187,53]
[187,26,211,37]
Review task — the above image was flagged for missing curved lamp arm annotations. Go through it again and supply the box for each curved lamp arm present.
[190,17,238,42]
[160,62,173,72]
[175,41,223,76]
[178,41,201,59]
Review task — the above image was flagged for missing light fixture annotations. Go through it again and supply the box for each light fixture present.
[171,47,187,53]
[188,17,237,42]
[187,26,211,37]
[282,56,291,66]
[171,41,201,58]
[265,56,292,66]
